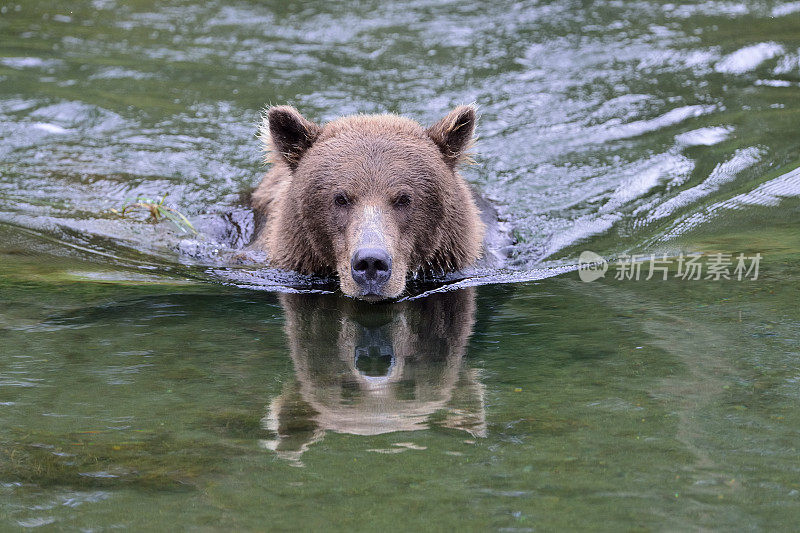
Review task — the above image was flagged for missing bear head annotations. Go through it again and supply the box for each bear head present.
[254,105,485,300]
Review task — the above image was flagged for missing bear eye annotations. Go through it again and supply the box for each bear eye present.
[393,194,411,207]
[334,193,350,207]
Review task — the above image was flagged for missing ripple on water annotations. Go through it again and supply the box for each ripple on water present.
[715,42,785,74]
[772,2,800,17]
[657,166,800,241]
[17,517,57,528]
[646,147,763,223]
[28,102,127,133]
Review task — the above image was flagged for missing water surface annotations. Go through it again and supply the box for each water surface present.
[2,0,800,530]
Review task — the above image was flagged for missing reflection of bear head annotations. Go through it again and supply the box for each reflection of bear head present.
[250,106,485,300]
[261,288,486,462]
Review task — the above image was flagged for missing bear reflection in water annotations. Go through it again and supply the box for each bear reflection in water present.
[261,288,485,462]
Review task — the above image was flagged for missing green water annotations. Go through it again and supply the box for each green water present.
[2,0,800,530]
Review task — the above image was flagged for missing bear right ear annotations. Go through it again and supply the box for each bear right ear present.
[260,106,321,170]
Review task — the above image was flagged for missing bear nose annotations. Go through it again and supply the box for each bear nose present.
[351,248,392,292]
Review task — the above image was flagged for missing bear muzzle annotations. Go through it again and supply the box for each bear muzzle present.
[350,247,392,298]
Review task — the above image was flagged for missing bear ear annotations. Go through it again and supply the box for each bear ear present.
[260,106,322,171]
[426,105,477,169]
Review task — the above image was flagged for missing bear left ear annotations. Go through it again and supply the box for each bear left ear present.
[426,105,476,169]
[260,106,322,171]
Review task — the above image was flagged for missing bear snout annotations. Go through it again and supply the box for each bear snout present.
[350,248,392,296]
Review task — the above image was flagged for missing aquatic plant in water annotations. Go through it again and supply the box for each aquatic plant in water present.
[113,194,197,235]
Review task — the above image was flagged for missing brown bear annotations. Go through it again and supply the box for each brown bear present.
[249,105,486,300]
